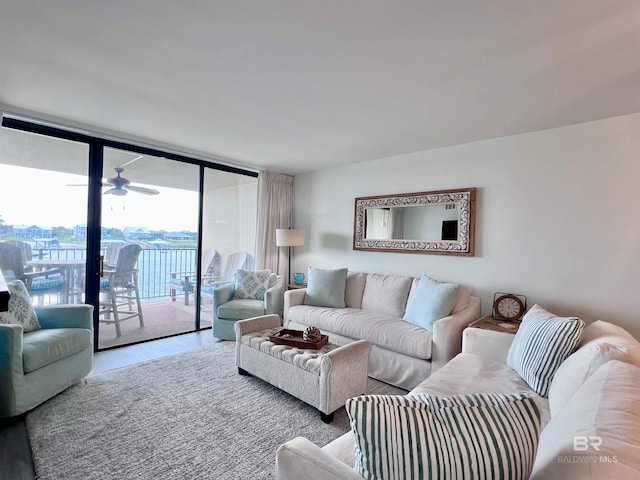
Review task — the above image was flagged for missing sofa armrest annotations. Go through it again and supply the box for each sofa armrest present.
[234,314,281,338]
[283,289,306,327]
[462,327,515,363]
[0,323,24,365]
[276,437,363,480]
[0,324,24,415]
[265,277,285,315]
[212,284,235,310]
[430,296,480,372]
[323,340,371,370]
[34,304,94,330]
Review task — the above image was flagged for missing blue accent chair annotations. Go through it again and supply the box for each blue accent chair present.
[0,303,94,417]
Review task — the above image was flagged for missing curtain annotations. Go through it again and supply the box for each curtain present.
[255,171,294,280]
[366,208,404,239]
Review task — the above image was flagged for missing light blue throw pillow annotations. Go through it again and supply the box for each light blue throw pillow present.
[403,275,459,331]
[303,267,348,308]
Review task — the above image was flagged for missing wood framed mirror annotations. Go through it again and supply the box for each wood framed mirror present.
[353,187,476,256]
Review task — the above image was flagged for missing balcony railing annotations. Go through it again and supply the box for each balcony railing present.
[37,247,198,300]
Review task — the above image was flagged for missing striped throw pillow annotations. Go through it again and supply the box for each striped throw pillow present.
[346,393,541,480]
[507,304,584,397]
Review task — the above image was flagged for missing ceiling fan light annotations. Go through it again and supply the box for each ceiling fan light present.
[104,187,127,196]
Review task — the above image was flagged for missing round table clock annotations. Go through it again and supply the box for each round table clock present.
[492,293,526,322]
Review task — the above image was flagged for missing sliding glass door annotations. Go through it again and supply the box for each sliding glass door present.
[96,148,202,348]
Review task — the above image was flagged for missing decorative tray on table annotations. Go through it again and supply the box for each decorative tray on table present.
[269,329,328,350]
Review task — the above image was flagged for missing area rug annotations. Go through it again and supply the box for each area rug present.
[26,342,406,480]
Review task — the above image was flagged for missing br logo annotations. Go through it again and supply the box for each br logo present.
[573,436,602,452]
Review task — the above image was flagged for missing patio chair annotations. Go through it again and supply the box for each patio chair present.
[103,242,128,270]
[170,249,220,305]
[99,243,144,337]
[5,240,34,271]
[0,242,65,305]
[200,251,248,305]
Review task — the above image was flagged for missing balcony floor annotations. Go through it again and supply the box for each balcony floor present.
[97,296,213,350]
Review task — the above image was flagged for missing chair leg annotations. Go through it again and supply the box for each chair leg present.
[133,272,144,327]
[110,288,122,337]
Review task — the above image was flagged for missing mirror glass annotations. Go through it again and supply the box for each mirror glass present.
[354,188,476,256]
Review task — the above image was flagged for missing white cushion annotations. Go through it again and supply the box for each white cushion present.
[303,267,347,308]
[531,360,640,479]
[361,273,412,317]
[507,305,584,397]
[344,272,367,308]
[403,275,459,331]
[0,280,41,332]
[580,319,637,345]
[346,393,541,480]
[287,305,433,359]
[548,321,640,417]
[450,286,472,314]
[410,352,551,427]
[233,269,271,300]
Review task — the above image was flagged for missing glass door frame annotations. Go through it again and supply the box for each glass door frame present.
[2,115,257,351]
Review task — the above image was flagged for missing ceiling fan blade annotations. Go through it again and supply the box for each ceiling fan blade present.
[103,187,127,196]
[125,185,159,195]
[67,182,110,187]
[119,155,145,168]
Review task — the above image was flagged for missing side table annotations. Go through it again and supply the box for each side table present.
[463,316,520,363]
[287,283,307,290]
[468,315,521,334]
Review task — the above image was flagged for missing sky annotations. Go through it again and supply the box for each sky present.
[0,164,199,232]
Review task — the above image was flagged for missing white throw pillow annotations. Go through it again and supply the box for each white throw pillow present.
[0,280,41,332]
[303,267,348,308]
[548,325,640,417]
[360,273,412,317]
[233,269,271,300]
[346,393,541,480]
[507,305,584,397]
[403,275,459,331]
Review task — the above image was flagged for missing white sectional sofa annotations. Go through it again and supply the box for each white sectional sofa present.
[276,317,640,479]
[284,271,480,390]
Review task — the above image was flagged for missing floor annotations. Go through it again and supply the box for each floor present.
[97,296,213,350]
[0,330,220,480]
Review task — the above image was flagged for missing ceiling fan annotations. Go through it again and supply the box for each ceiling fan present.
[68,155,159,196]
[103,166,159,196]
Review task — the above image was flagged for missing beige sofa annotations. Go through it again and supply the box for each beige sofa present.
[276,319,640,479]
[284,271,480,390]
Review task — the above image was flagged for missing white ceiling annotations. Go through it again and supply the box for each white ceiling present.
[1,1,639,176]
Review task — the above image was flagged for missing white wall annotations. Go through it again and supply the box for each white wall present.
[293,112,640,338]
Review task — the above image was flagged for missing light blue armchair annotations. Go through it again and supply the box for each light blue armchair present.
[0,304,94,417]
[213,274,285,340]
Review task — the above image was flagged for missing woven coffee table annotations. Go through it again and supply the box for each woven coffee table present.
[234,314,371,422]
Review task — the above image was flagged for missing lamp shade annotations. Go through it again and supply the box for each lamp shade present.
[276,229,304,247]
